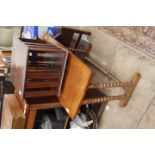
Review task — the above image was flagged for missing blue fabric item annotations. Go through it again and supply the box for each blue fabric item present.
[47,26,59,36]
[23,26,38,39]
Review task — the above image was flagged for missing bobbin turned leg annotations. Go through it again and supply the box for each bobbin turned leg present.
[120,72,141,107]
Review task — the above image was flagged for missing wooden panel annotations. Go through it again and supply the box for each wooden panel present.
[1,94,25,129]
[59,53,92,120]
[11,36,28,97]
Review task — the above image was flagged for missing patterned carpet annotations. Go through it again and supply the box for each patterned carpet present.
[97,27,155,61]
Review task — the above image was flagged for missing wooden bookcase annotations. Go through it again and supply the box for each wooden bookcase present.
[11,37,68,99]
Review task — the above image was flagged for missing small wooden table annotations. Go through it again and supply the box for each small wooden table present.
[15,89,106,129]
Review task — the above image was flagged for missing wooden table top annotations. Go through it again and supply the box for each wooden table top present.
[0,50,11,65]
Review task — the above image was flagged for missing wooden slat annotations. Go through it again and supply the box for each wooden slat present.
[26,72,62,79]
[24,42,50,45]
[19,37,47,44]
[29,47,64,52]
[62,27,91,35]
[24,42,54,47]
[29,102,61,110]
[25,90,58,98]
[28,45,62,50]
[28,64,62,68]
[25,95,59,104]
[25,81,60,89]
[27,68,62,73]
[29,56,62,61]
[29,52,65,56]
[27,66,63,71]
[28,62,63,66]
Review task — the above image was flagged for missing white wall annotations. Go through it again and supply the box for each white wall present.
[0,26,20,48]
